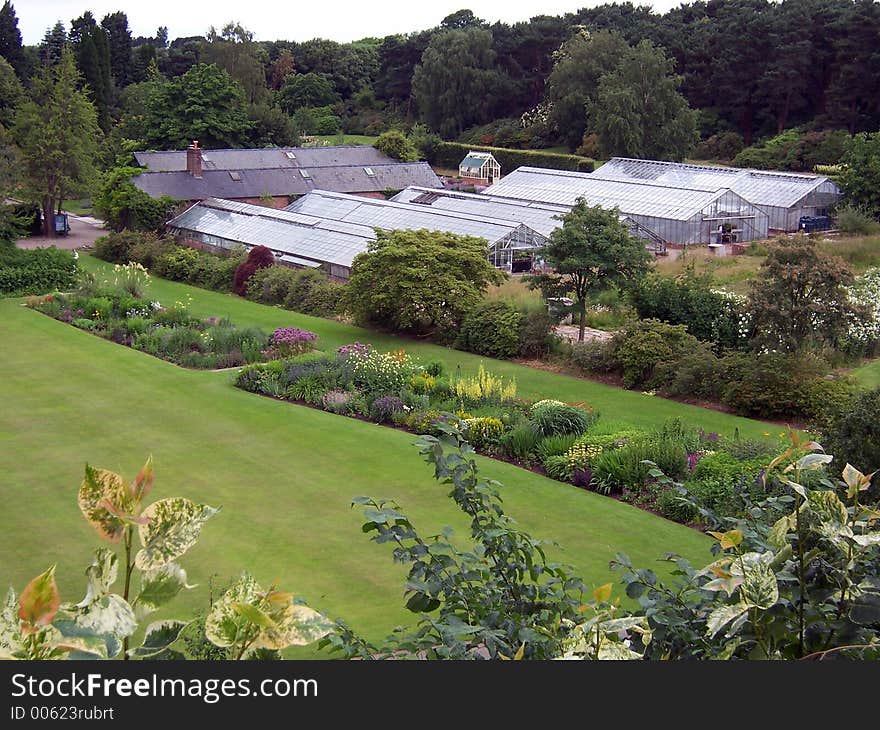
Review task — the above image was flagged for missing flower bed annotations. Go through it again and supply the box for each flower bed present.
[234,342,782,528]
[26,268,318,370]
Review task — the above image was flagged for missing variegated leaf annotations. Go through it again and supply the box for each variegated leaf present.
[53,595,137,659]
[78,548,118,607]
[806,490,851,546]
[135,498,220,571]
[205,573,262,648]
[739,562,779,610]
[254,602,333,650]
[768,514,795,548]
[795,453,833,471]
[131,456,154,502]
[0,588,23,659]
[79,465,135,542]
[706,604,749,638]
[595,639,643,660]
[129,620,189,659]
[842,463,874,500]
[852,532,880,547]
[17,566,60,630]
[133,563,192,620]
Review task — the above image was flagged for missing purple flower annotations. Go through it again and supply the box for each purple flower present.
[271,327,318,346]
[572,468,593,489]
[687,452,702,472]
[336,342,373,359]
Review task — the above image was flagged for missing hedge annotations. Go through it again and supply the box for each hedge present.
[0,244,78,297]
[428,142,595,174]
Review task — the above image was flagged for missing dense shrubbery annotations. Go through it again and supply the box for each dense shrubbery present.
[233,245,275,296]
[0,242,78,296]
[822,387,880,496]
[732,128,850,172]
[93,232,343,316]
[457,301,523,359]
[629,268,748,350]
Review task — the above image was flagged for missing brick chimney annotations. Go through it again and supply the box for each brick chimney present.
[186,140,202,178]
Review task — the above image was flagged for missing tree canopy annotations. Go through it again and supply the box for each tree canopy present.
[529,201,652,342]
[839,132,880,218]
[345,228,505,337]
[13,47,100,236]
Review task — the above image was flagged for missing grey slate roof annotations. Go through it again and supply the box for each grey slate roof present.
[132,162,442,201]
[166,198,375,269]
[134,145,394,172]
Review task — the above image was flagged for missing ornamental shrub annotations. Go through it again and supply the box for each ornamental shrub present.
[322,390,356,415]
[610,319,704,389]
[369,395,405,423]
[499,425,539,461]
[268,327,318,358]
[233,246,276,296]
[154,246,201,282]
[529,400,596,437]
[457,301,523,359]
[0,244,78,297]
[517,309,557,359]
[462,417,505,450]
[823,387,880,495]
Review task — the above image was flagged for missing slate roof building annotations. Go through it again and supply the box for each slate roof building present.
[133,142,442,208]
[285,189,549,271]
[592,157,841,231]
[482,166,770,247]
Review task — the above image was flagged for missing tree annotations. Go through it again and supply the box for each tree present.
[246,102,296,147]
[587,39,698,160]
[278,72,338,114]
[345,228,505,337]
[70,12,112,132]
[411,27,509,138]
[39,21,68,66]
[0,1,24,79]
[100,11,133,88]
[529,201,652,342]
[92,167,176,232]
[824,387,880,494]
[141,63,253,150]
[838,131,880,218]
[747,234,860,352]
[373,129,417,161]
[545,30,628,151]
[204,22,268,104]
[268,49,294,90]
[12,47,100,237]
[0,54,23,130]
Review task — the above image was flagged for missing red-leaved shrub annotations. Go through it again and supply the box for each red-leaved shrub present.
[233,246,276,296]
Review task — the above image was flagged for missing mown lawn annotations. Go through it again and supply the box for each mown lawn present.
[851,358,880,388]
[79,255,777,439]
[0,290,721,656]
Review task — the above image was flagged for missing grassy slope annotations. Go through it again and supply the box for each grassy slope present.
[79,255,776,439]
[0,294,715,655]
[851,359,880,388]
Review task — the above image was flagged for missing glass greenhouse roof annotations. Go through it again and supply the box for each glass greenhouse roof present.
[285,189,542,244]
[391,186,568,237]
[593,158,841,209]
[483,167,745,221]
[166,198,375,268]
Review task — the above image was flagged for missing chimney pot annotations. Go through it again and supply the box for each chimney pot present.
[186,140,202,178]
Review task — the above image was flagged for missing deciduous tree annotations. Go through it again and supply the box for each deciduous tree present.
[345,228,505,337]
[529,201,652,342]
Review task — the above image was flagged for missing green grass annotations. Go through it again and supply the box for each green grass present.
[61,199,93,216]
[78,255,777,439]
[850,358,880,388]
[311,134,379,146]
[0,290,719,656]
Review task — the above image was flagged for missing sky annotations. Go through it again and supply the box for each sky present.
[16,0,682,45]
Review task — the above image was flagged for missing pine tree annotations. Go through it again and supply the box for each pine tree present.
[70,12,112,132]
[39,21,68,65]
[0,1,24,78]
[13,47,100,236]
[101,11,133,88]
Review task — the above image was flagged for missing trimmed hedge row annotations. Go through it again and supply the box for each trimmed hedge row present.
[428,142,595,174]
[0,244,78,297]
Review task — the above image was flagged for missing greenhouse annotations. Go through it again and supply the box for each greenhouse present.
[593,158,841,231]
[285,189,549,271]
[483,167,770,246]
[392,186,668,253]
[166,198,375,280]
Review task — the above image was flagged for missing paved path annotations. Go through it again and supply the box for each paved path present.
[15,214,106,251]
[555,324,614,343]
